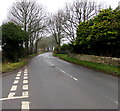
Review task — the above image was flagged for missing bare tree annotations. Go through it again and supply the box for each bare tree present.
[61,0,105,43]
[48,10,64,49]
[8,0,47,54]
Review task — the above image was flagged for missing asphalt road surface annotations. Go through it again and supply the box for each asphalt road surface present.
[1,52,119,110]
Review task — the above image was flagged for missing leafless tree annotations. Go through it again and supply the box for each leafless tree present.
[61,0,105,43]
[8,0,47,54]
[48,10,65,49]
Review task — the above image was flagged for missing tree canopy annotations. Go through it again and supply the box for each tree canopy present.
[75,8,120,57]
[2,22,27,62]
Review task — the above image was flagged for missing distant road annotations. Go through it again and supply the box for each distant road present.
[2,52,118,110]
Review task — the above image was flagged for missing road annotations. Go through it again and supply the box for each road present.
[1,52,119,110]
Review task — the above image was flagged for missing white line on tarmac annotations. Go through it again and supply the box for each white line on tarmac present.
[13,80,19,84]
[21,101,30,110]
[105,96,118,104]
[18,71,22,74]
[22,91,29,97]
[24,69,27,71]
[24,74,28,77]
[73,77,78,81]
[46,60,54,66]
[15,77,20,80]
[24,69,27,73]
[23,80,28,84]
[23,85,28,90]
[56,67,78,81]
[10,85,17,91]
[24,76,28,79]
[0,96,28,101]
[24,71,27,73]
[114,101,118,104]
[24,73,28,76]
[17,74,21,77]
[8,92,15,98]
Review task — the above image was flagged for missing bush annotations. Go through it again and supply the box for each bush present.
[75,8,120,57]
[2,22,27,62]
[54,44,74,54]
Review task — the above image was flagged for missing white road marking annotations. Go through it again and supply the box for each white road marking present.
[10,85,17,91]
[15,77,20,80]
[0,96,28,101]
[3,69,30,109]
[24,76,28,79]
[105,96,118,104]
[114,101,118,104]
[46,60,54,66]
[22,91,29,97]
[24,74,28,77]
[8,92,15,98]
[17,74,21,77]
[24,73,28,76]
[23,80,28,84]
[56,67,78,81]
[24,71,27,74]
[24,69,27,71]
[24,70,27,73]
[23,85,28,90]
[13,80,19,84]
[21,101,30,110]
[73,77,78,81]
[18,71,22,74]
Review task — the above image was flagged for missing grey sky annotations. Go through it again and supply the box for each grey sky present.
[0,0,119,25]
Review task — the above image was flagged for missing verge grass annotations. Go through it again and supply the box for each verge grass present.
[2,52,45,73]
[2,58,28,73]
[53,53,120,77]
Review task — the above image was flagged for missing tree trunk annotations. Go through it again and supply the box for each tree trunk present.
[35,40,39,53]
[25,41,29,55]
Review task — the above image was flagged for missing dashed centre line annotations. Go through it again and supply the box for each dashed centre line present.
[105,96,118,105]
[73,77,78,81]
[56,67,78,81]
[46,59,78,81]
[114,101,118,104]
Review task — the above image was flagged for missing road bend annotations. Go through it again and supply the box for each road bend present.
[2,52,118,110]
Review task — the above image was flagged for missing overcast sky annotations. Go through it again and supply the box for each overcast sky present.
[0,0,120,25]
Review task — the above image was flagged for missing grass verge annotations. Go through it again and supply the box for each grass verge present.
[2,58,28,73]
[2,52,42,73]
[53,53,120,77]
